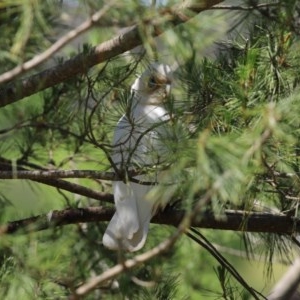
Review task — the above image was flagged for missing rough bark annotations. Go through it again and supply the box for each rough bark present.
[0,206,298,236]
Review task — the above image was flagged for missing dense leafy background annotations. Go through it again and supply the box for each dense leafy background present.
[1,0,300,299]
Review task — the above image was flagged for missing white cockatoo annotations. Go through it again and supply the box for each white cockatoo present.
[102,63,173,252]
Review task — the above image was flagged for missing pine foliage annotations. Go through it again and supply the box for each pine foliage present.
[1,0,300,299]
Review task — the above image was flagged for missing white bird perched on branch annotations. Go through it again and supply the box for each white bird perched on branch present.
[102,63,173,252]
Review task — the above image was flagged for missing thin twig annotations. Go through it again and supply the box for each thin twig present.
[211,2,280,11]
[187,229,264,299]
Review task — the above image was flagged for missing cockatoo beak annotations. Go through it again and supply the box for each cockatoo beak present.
[164,84,171,98]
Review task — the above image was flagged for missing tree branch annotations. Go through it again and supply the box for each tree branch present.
[71,221,181,299]
[0,169,118,180]
[268,257,300,299]
[0,158,114,203]
[0,169,150,184]
[186,228,264,299]
[0,0,223,107]
[0,205,284,299]
[34,178,114,203]
[0,3,113,85]
[211,2,280,11]
[0,207,298,236]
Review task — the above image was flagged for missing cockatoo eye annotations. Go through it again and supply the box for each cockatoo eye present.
[148,76,158,89]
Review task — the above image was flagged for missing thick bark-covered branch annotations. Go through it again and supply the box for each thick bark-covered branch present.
[0,207,298,235]
[0,0,223,107]
[0,169,150,185]
[0,170,118,180]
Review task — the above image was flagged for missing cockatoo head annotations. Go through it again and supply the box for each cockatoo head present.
[131,63,172,105]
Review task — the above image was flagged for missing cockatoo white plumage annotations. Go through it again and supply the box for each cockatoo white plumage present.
[102,63,172,252]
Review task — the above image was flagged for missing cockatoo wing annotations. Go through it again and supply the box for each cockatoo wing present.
[103,113,161,251]
[103,63,172,252]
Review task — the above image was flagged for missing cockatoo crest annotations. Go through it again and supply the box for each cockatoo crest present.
[102,63,172,252]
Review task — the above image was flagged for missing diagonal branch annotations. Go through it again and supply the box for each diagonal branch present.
[187,228,265,299]
[33,178,114,203]
[71,222,181,299]
[0,0,223,107]
[0,3,113,85]
[268,257,300,299]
